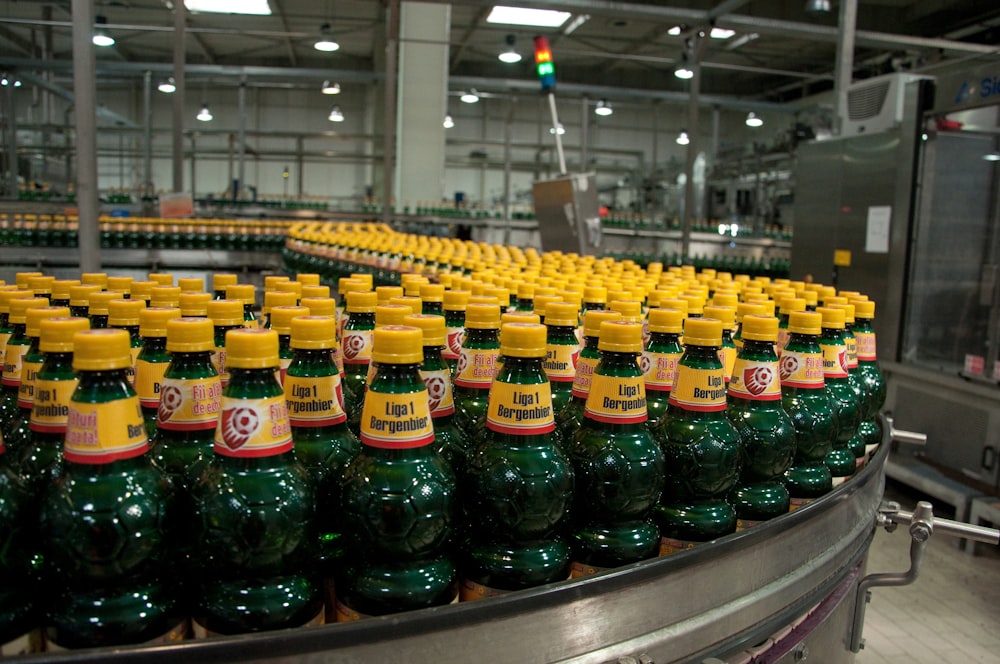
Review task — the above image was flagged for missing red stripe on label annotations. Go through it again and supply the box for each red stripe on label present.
[2,378,20,388]
[666,398,727,412]
[30,423,66,434]
[139,398,160,408]
[213,440,294,457]
[584,411,648,424]
[430,405,456,418]
[644,384,673,392]
[64,444,149,465]
[486,421,556,435]
[780,380,824,389]
[360,432,435,449]
[158,421,219,432]
[728,392,783,402]
[289,414,347,428]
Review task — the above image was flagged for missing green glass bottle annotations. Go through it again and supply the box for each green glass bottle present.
[569,321,663,576]
[732,301,766,353]
[285,315,359,577]
[542,302,582,416]
[108,299,145,387]
[342,290,377,419]
[40,328,182,648]
[135,307,182,439]
[704,305,737,384]
[64,286,95,320]
[452,302,502,442]
[268,305,310,386]
[642,307,684,433]
[225,284,258,329]
[85,291,117,330]
[655,317,741,553]
[461,323,573,598]
[557,310,621,438]
[726,315,795,527]
[776,297,806,355]
[816,307,859,485]
[49,280,79,309]
[515,283,535,313]
[299,296,354,411]
[1,298,48,444]
[581,286,607,315]
[337,325,457,619]
[829,302,869,470]
[852,299,885,457]
[0,289,32,366]
[206,299,245,390]
[191,328,321,635]
[780,311,835,510]
[419,283,445,316]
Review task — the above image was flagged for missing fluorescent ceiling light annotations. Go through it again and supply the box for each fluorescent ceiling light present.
[314,24,340,52]
[460,89,480,104]
[983,153,1000,162]
[562,14,590,35]
[498,49,522,63]
[486,6,571,28]
[594,99,613,117]
[710,27,736,39]
[158,78,176,94]
[443,114,455,129]
[745,112,763,127]
[549,123,565,135]
[676,131,690,146]
[321,80,341,95]
[328,105,345,122]
[184,0,271,15]
[197,104,213,122]
[674,66,694,80]
[92,32,115,47]
[667,25,683,36]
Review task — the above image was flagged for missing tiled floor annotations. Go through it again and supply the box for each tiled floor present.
[855,480,1000,664]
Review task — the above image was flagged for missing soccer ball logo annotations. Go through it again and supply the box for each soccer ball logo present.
[639,354,652,375]
[343,333,367,360]
[779,354,799,381]
[220,406,260,450]
[158,384,183,422]
[424,374,447,411]
[447,330,463,356]
[838,350,849,374]
[456,351,469,377]
[571,348,581,370]
[743,366,775,396]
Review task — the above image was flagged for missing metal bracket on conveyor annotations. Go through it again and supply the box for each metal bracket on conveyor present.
[883,413,927,446]
[849,500,1000,652]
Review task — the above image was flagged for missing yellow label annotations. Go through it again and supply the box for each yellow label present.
[214,395,293,457]
[30,376,78,434]
[459,578,511,602]
[831,475,848,488]
[486,379,556,435]
[570,355,599,400]
[777,327,791,354]
[736,518,764,531]
[334,599,368,622]
[569,561,612,579]
[668,364,727,412]
[65,397,149,464]
[17,358,43,409]
[0,331,10,365]
[127,346,141,385]
[285,374,347,427]
[779,350,825,389]
[443,325,464,361]
[718,344,736,383]
[788,497,813,512]
[855,455,866,471]
[729,358,782,401]
[158,376,222,431]
[543,343,580,383]
[0,628,44,656]
[341,328,373,365]
[360,390,435,449]
[855,330,877,361]
[243,317,259,330]
[331,345,345,375]
[418,367,455,417]
[833,249,852,267]
[659,536,700,556]
[820,342,849,379]
[584,373,648,424]
[2,343,28,388]
[135,359,169,409]
[453,347,500,389]
[212,346,229,386]
[845,335,858,369]
[641,350,682,392]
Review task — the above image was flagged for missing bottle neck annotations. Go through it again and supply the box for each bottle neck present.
[646,331,682,350]
[444,309,465,325]
[546,325,577,342]
[369,361,424,388]
[141,336,167,353]
[597,349,642,376]
[345,312,374,328]
[226,366,283,397]
[168,350,216,372]
[421,345,448,369]
[738,338,777,360]
[682,343,722,366]
[40,350,74,374]
[785,332,821,353]
[463,327,499,346]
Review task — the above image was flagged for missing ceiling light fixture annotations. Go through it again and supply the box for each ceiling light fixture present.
[676,130,690,146]
[314,23,340,52]
[804,0,832,16]
[745,112,764,127]
[92,16,115,47]
[196,103,213,122]
[498,34,522,63]
[674,65,694,80]
[158,77,176,94]
[667,25,683,36]
[709,27,736,39]
[328,104,345,123]
[983,153,1000,162]
[562,13,590,35]
[184,0,271,14]
[443,114,455,129]
[460,89,480,104]
[486,6,571,28]
[321,80,341,95]
[549,123,566,135]
[594,99,613,117]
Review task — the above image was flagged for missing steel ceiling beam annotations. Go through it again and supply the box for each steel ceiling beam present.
[268,0,298,67]
[16,70,137,127]
[449,6,490,72]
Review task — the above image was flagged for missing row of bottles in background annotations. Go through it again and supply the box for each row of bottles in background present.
[601,251,791,280]
[601,214,791,239]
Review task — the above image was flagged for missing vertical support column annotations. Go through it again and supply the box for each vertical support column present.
[6,84,17,198]
[502,96,515,245]
[71,0,100,271]
[580,96,589,172]
[394,1,449,212]
[190,135,197,201]
[238,76,247,197]
[143,70,153,195]
[296,136,305,198]
[711,106,720,164]
[833,0,858,136]
[681,34,706,259]
[382,0,399,225]
[172,2,185,192]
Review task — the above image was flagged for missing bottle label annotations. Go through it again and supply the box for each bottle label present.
[569,561,612,579]
[331,345,345,375]
[418,367,455,417]
[584,374,648,424]
[459,578,512,602]
[779,350,825,389]
[158,376,222,431]
[360,390,435,449]
[788,497,813,512]
[486,380,556,435]
[845,335,859,369]
[212,346,229,386]
[65,396,149,464]
[30,377,78,433]
[641,350,681,392]
[342,329,373,365]
[831,475,848,488]
[135,359,169,409]
[736,518,764,531]
[659,536,701,556]
[17,358,43,409]
[718,345,736,383]
[0,331,10,358]
[285,374,347,427]
[2,343,28,388]
[668,365,727,412]
[128,347,141,385]
[728,358,782,401]
[777,327,790,353]
[443,325,464,361]
[855,330,877,361]
[279,357,292,384]
[543,343,580,383]
[570,355,599,399]
[820,342,849,379]
[214,395,293,457]
[453,347,500,389]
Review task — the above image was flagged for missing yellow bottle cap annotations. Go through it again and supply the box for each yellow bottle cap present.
[300,297,336,318]
[207,300,245,327]
[14,272,42,289]
[468,295,499,306]
[28,275,55,295]
[499,322,546,358]
[300,285,330,300]
[582,309,623,337]
[824,295,848,307]
[80,273,108,288]
[486,287,509,304]
[544,302,578,327]
[680,294,706,316]
[264,291,298,312]
[178,277,204,293]
[711,292,739,308]
[829,302,855,323]
[129,281,156,303]
[290,316,336,350]
[269,305,310,334]
[375,286,404,304]
[225,284,256,306]
[788,311,822,335]
[606,289,632,305]
[40,317,90,353]
[443,289,470,311]
[801,291,818,308]
[419,283,445,303]
[0,289,38,314]
[389,296,422,315]
[73,328,133,371]
[108,299,145,326]
[85,291,117,316]
[583,285,607,304]
[225,328,279,369]
[296,273,321,287]
[166,317,215,352]
[683,318,723,347]
[517,282,535,299]
[106,276,134,295]
[817,306,845,329]
[533,294,560,318]
[736,302,766,322]
[149,286,182,308]
[703,305,735,327]
[26,306,71,338]
[338,277,366,297]
[740,315,779,342]
[647,307,684,334]
[275,281,302,299]
[51,279,81,301]
[212,273,239,291]
[376,304,412,328]
[852,300,875,319]
[264,275,290,292]
[346,290,377,313]
[598,321,643,353]
[179,292,212,317]
[404,313,446,346]
[659,298,689,317]
[372,325,423,364]
[502,311,540,325]
[778,297,806,315]
[609,300,642,323]
[139,307,182,338]
[465,302,501,329]
[148,273,174,286]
